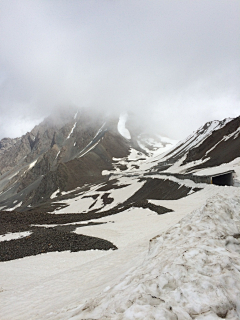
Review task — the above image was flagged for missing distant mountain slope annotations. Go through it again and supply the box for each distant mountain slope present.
[0,109,131,211]
[0,113,239,319]
[0,108,177,212]
[1,111,239,212]
[164,117,232,162]
[155,116,240,174]
[182,116,240,171]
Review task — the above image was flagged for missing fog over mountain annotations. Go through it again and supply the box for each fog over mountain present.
[0,0,239,139]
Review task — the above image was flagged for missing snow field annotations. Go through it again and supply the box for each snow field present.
[54,176,144,214]
[1,183,238,319]
[71,189,240,320]
[74,208,167,249]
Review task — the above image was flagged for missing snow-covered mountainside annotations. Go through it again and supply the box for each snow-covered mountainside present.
[0,113,240,319]
[0,108,177,212]
[152,116,240,175]
[163,118,232,162]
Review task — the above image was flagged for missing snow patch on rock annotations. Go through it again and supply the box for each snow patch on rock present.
[67,122,77,139]
[28,159,38,170]
[118,114,131,140]
[0,231,32,242]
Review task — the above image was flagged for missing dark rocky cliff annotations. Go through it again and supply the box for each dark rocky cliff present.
[0,109,131,211]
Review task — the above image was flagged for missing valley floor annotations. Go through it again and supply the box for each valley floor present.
[0,184,239,319]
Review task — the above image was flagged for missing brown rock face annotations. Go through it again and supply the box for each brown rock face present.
[0,137,20,156]
[0,109,131,210]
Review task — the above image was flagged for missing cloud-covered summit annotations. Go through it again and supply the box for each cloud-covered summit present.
[0,0,239,139]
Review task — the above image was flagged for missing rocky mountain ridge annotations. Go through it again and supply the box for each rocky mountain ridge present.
[0,111,239,213]
[0,109,135,211]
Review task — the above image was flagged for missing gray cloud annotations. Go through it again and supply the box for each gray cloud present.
[0,0,239,139]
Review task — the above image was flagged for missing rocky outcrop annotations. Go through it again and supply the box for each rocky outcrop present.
[0,137,20,156]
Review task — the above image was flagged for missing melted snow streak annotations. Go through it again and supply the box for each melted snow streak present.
[66,122,77,139]
[72,192,240,320]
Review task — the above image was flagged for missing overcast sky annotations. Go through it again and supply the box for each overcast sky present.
[0,0,239,139]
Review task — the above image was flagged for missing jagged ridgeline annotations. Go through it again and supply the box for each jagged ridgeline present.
[0,108,136,211]
[0,110,240,213]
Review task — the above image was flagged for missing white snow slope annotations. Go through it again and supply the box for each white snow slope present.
[68,190,240,320]
[0,187,240,319]
[1,122,240,319]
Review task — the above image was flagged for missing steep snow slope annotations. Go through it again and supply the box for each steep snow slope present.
[152,116,240,174]
[181,116,240,171]
[163,118,232,161]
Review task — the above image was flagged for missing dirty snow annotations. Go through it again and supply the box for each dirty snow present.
[68,189,240,320]
[164,154,210,174]
[1,185,239,319]
[79,139,101,158]
[7,170,20,180]
[1,125,240,319]
[195,157,240,177]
